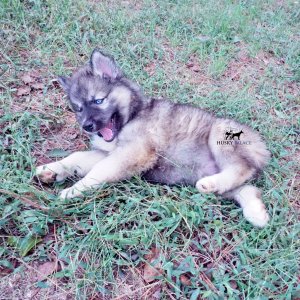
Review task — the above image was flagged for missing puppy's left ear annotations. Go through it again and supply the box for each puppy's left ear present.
[57,76,71,92]
[90,49,122,81]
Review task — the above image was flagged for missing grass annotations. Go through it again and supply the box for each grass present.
[0,0,299,299]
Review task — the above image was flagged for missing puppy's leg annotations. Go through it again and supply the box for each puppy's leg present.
[226,185,270,227]
[196,164,255,194]
[36,150,107,183]
[60,142,157,199]
[197,118,269,195]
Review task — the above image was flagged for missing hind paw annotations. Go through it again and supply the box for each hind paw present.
[243,201,269,227]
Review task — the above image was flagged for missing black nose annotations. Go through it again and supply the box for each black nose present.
[83,123,94,132]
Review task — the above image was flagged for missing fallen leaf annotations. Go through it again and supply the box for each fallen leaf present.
[144,264,161,283]
[37,261,57,281]
[198,35,211,42]
[69,132,79,140]
[20,73,34,84]
[17,86,31,96]
[42,224,55,243]
[144,247,160,261]
[190,65,201,72]
[229,280,238,289]
[19,50,30,59]
[29,70,41,78]
[186,56,201,73]
[31,82,44,90]
[263,58,269,65]
[143,247,163,283]
[144,62,156,76]
[180,274,192,286]
[152,288,162,299]
[7,235,42,256]
[232,36,242,44]
[52,79,61,88]
[47,148,71,158]
[186,61,194,68]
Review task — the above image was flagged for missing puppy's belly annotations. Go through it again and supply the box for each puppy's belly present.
[142,160,219,186]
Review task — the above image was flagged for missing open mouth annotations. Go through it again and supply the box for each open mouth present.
[97,113,117,142]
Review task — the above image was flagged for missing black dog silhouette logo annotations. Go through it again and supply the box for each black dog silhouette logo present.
[217,127,251,145]
[224,129,244,140]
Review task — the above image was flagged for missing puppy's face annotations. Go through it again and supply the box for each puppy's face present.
[58,50,133,142]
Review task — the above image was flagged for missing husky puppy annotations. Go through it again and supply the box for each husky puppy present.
[36,49,270,227]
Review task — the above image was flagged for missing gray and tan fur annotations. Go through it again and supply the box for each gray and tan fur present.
[36,49,270,227]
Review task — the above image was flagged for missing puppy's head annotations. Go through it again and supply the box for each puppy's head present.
[58,49,144,142]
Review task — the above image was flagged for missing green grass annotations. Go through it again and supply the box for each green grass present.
[0,0,299,299]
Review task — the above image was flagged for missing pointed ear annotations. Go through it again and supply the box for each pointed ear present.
[90,49,122,80]
[57,76,71,92]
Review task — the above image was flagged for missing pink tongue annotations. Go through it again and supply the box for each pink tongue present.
[99,127,113,141]
[99,121,114,141]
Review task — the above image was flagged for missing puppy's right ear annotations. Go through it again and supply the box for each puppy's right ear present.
[57,76,71,92]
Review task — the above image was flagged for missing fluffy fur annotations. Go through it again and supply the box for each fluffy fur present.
[36,49,270,227]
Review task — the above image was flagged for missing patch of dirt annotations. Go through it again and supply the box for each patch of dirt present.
[142,37,217,96]
[10,69,64,113]
[144,62,156,77]
[223,45,263,83]
[0,261,73,300]
[143,247,163,283]
[221,43,300,98]
[217,44,298,100]
[145,38,300,100]
[32,110,88,165]
[179,53,216,95]
[120,0,143,11]
[2,65,88,165]
[112,266,162,300]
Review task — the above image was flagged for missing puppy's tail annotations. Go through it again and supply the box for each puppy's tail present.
[240,131,270,172]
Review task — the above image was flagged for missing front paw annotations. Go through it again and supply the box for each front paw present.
[196,177,219,194]
[59,186,83,200]
[59,178,100,200]
[36,165,57,183]
[36,162,68,183]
